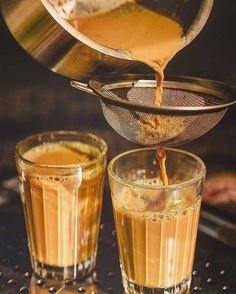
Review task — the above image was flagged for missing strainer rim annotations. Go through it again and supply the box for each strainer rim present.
[89,74,236,115]
[108,147,206,190]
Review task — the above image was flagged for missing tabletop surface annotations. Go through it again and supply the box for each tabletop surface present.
[0,175,236,294]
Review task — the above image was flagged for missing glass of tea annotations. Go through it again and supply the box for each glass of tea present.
[108,148,206,294]
[15,131,107,281]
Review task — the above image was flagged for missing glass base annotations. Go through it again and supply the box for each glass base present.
[122,274,191,294]
[32,256,96,281]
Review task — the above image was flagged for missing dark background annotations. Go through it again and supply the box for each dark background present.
[0,1,236,164]
[0,1,235,217]
[0,1,236,169]
[0,1,236,293]
[0,0,235,233]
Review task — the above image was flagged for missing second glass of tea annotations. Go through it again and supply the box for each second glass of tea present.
[15,131,107,281]
[108,148,206,294]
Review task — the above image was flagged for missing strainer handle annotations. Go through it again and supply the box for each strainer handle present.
[71,81,98,96]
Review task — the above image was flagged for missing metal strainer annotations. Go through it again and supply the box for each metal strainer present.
[71,74,236,147]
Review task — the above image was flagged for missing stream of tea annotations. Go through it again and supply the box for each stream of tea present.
[69,1,185,185]
[59,2,200,289]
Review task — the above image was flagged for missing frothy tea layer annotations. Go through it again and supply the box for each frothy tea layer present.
[24,141,100,165]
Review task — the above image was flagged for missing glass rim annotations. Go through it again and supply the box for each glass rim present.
[15,130,108,169]
[108,147,206,190]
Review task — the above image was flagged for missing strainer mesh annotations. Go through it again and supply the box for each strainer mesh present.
[100,86,227,147]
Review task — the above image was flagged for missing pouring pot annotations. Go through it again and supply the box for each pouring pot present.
[1,0,214,83]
